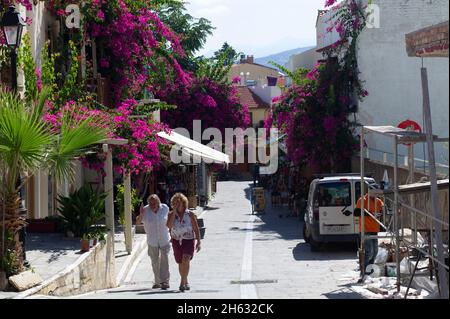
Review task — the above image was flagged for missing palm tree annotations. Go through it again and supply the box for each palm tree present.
[0,89,109,275]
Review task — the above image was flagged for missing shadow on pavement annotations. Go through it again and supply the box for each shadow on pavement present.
[26,234,80,263]
[204,207,221,211]
[234,187,303,241]
[241,185,358,260]
[292,242,357,261]
[107,288,179,295]
[322,284,364,299]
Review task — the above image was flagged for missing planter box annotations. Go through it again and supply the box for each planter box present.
[27,220,56,233]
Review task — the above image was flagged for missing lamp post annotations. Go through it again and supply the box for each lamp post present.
[1,6,26,92]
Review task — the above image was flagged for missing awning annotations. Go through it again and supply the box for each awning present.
[157,131,230,164]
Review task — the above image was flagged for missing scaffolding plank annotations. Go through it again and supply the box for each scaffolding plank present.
[405,21,449,58]
[363,126,445,143]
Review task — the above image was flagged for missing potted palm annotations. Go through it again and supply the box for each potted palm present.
[57,185,107,239]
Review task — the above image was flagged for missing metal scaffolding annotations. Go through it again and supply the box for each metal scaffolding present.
[360,126,449,299]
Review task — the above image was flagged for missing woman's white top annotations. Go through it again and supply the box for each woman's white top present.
[171,210,196,244]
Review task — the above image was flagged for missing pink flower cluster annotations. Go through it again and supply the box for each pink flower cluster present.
[110,99,170,175]
[46,0,189,105]
[4,0,33,11]
[324,0,367,46]
[41,97,168,176]
[160,77,250,135]
[84,0,188,103]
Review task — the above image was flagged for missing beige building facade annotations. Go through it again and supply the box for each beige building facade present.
[229,56,280,87]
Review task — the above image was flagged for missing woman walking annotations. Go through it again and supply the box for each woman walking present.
[167,193,201,292]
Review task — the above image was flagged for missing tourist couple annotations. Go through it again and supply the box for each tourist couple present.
[136,193,202,292]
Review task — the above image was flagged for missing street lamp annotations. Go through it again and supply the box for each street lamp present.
[1,6,26,92]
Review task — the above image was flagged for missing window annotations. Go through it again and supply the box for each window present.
[317,182,351,207]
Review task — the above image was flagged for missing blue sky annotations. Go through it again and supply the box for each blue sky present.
[185,0,325,58]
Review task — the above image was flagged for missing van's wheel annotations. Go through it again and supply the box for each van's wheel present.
[303,223,311,244]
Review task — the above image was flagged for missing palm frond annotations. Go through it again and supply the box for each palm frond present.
[0,90,53,192]
[47,109,108,182]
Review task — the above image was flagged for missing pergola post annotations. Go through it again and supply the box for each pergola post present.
[103,144,115,237]
[124,173,132,254]
[99,139,128,288]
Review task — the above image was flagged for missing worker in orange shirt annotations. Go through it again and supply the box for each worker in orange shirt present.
[354,189,384,274]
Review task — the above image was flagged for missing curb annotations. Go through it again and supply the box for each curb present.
[116,236,147,286]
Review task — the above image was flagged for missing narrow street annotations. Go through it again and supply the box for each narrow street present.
[73,181,360,299]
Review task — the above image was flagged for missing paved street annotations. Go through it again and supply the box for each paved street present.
[69,181,361,299]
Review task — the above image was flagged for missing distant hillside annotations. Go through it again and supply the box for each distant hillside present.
[254,46,314,71]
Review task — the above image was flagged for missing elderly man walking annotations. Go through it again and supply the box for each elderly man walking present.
[137,195,171,290]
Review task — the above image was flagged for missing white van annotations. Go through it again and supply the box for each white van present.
[303,175,376,251]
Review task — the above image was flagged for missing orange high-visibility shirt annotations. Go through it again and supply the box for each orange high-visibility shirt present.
[356,195,384,233]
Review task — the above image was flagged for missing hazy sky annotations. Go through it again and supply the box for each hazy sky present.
[185,0,325,58]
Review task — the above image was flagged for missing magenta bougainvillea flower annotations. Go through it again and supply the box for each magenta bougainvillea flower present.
[160,77,250,136]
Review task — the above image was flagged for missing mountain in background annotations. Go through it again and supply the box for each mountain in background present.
[254,46,314,70]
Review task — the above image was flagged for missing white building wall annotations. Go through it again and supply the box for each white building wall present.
[249,85,282,105]
[27,1,48,67]
[19,3,50,218]
[286,48,320,72]
[356,0,449,167]
[316,9,341,51]
[33,171,49,219]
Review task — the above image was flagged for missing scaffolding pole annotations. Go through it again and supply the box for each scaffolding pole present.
[421,67,449,299]
[393,137,401,292]
[359,126,448,298]
[360,129,366,278]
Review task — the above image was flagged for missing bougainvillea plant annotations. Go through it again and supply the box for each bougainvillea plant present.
[160,76,250,136]
[322,0,370,98]
[266,0,369,173]
[18,25,170,176]
[46,0,190,105]
[160,45,250,137]
[39,0,192,175]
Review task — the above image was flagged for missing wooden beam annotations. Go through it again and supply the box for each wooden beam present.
[405,21,449,58]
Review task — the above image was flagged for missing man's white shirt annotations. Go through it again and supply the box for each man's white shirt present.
[142,204,170,247]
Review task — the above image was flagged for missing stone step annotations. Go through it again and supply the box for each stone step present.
[8,270,43,292]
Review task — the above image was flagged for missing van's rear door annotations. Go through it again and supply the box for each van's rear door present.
[318,181,354,235]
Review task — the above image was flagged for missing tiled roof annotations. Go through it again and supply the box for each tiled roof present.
[236,86,270,109]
